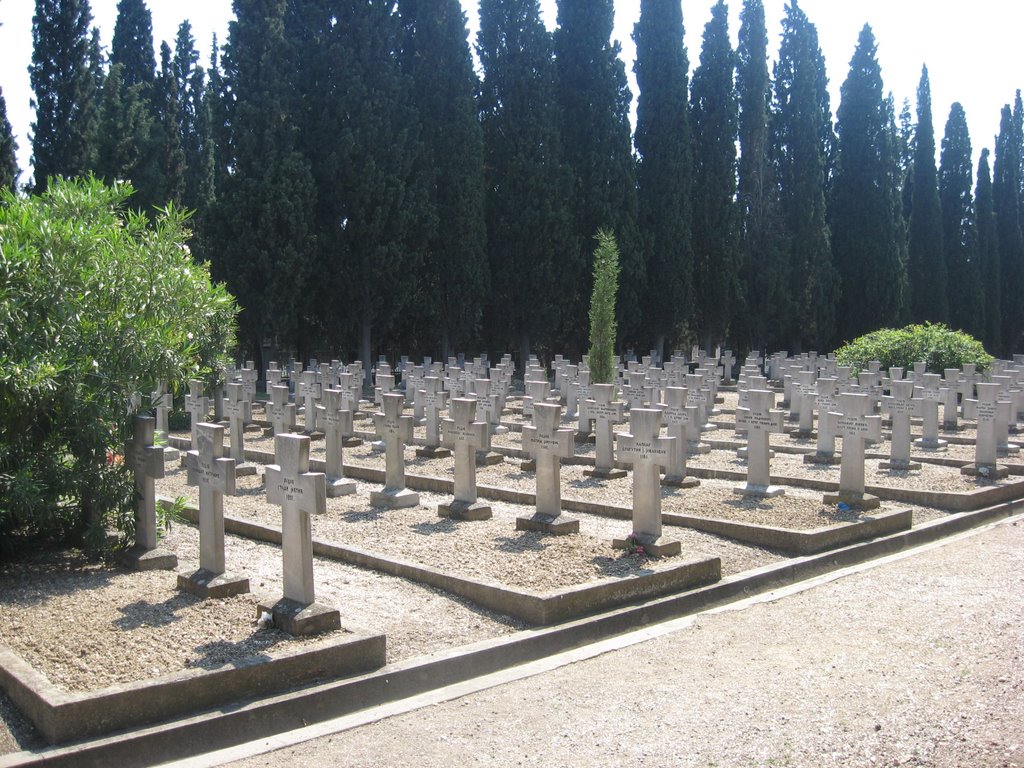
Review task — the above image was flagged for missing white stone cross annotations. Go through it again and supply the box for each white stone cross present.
[613,408,679,556]
[317,388,357,496]
[523,379,551,417]
[416,376,451,458]
[941,368,961,430]
[659,387,700,487]
[239,361,258,403]
[573,370,593,438]
[184,379,209,447]
[684,374,712,432]
[371,393,419,507]
[962,382,1008,476]
[584,383,627,479]
[180,422,249,598]
[267,384,296,436]
[298,371,322,434]
[720,350,737,383]
[222,382,253,468]
[265,434,328,606]
[913,373,947,451]
[804,377,841,464]
[622,372,647,410]
[828,392,882,508]
[881,380,920,470]
[119,415,178,570]
[795,370,818,436]
[517,402,578,534]
[734,389,785,497]
[266,362,283,389]
[438,398,491,520]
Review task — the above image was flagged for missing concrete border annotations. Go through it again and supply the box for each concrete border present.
[5,500,1020,766]
[0,631,385,745]
[164,501,722,626]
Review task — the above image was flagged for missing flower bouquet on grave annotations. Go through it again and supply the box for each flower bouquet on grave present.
[622,532,647,558]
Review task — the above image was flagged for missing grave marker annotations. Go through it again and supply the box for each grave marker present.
[317,388,357,496]
[961,382,1010,478]
[824,393,882,510]
[416,376,452,459]
[583,384,627,479]
[223,383,257,476]
[119,415,177,570]
[880,380,921,470]
[517,402,579,534]
[266,384,297,437]
[804,377,842,465]
[733,389,785,497]
[659,387,700,488]
[184,379,210,447]
[912,373,948,451]
[371,393,420,508]
[151,381,179,462]
[438,398,492,521]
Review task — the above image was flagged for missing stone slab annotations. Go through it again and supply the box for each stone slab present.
[438,500,493,522]
[475,451,504,467]
[611,533,681,557]
[515,512,580,535]
[733,483,785,498]
[257,598,341,637]
[961,463,1011,480]
[823,491,882,511]
[662,475,701,489]
[176,569,250,599]
[878,460,923,471]
[369,488,420,508]
[583,466,628,480]
[803,453,842,466]
[116,545,177,572]
[415,446,452,459]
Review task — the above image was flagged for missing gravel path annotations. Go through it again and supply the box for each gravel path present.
[222,518,1024,768]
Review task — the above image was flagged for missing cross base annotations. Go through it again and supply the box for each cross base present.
[342,436,363,448]
[370,440,386,453]
[913,437,948,452]
[997,443,1021,457]
[233,461,258,478]
[438,500,492,521]
[257,598,340,637]
[803,452,841,465]
[243,423,263,435]
[327,477,357,497]
[475,450,504,466]
[118,544,178,572]
[700,423,718,433]
[583,466,627,480]
[736,447,775,461]
[941,421,963,432]
[662,474,700,489]
[177,569,250,599]
[516,512,579,535]
[370,488,420,508]
[519,459,537,472]
[574,432,595,444]
[415,445,452,459]
[960,462,1010,480]
[823,491,881,511]
[879,459,922,471]
[787,428,816,439]
[161,446,180,463]
[687,442,711,456]
[611,533,680,557]
[493,425,510,435]
[301,430,326,442]
[733,483,786,498]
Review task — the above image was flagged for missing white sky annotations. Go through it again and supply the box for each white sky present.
[1,0,1021,188]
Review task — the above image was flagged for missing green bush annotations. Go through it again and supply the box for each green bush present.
[0,178,238,553]
[587,229,620,385]
[834,323,992,375]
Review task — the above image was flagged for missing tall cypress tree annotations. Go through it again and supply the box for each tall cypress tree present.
[554,0,642,350]
[633,0,693,358]
[398,0,488,359]
[976,148,1001,350]
[29,0,99,191]
[770,0,837,350]
[907,65,947,322]
[478,0,574,363]
[831,25,906,342]
[172,21,211,213]
[156,41,185,206]
[214,0,317,357]
[110,0,155,89]
[0,88,18,193]
[690,0,740,348]
[994,100,1024,352]
[939,102,981,336]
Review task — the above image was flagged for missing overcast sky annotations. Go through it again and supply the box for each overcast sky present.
[1,0,1021,188]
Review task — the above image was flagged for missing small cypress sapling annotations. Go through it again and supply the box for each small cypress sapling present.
[588,229,620,384]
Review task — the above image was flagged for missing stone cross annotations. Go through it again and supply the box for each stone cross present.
[913,373,948,451]
[584,383,627,479]
[961,382,1010,478]
[151,380,179,462]
[119,416,177,570]
[239,361,258,403]
[734,389,785,497]
[574,370,594,439]
[267,384,296,437]
[622,372,647,410]
[222,382,255,475]
[684,374,713,433]
[523,379,551,417]
[260,433,340,636]
[298,371,322,434]
[416,376,451,458]
[659,387,700,488]
[438,398,491,520]
[517,402,578,534]
[881,380,921,470]
[470,379,503,465]
[184,379,209,447]
[941,368,961,431]
[266,363,283,389]
[317,388,357,497]
[720,350,737,383]
[180,422,249,598]
[795,370,818,437]
[826,393,882,509]
[612,408,679,556]
[959,363,978,407]
[371,393,419,507]
[804,377,841,464]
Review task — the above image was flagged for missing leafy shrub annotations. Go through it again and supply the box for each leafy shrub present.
[587,229,620,385]
[834,323,992,375]
[0,178,238,553]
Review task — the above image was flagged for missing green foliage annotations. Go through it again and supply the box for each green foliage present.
[110,0,156,88]
[834,323,992,376]
[587,230,620,384]
[0,177,238,552]
[975,148,1001,351]
[994,98,1024,354]
[0,88,18,193]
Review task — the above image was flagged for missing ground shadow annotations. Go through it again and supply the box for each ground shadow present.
[113,592,196,630]
[493,532,547,553]
[409,518,459,536]
[590,554,655,579]
[186,636,284,671]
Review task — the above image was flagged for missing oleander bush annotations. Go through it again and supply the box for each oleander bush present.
[0,178,238,554]
[834,323,992,376]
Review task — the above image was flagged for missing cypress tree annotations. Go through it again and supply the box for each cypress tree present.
[478,0,574,363]
[831,25,906,342]
[632,0,693,358]
[939,103,982,337]
[110,0,155,89]
[29,0,99,191]
[994,100,1024,352]
[770,0,838,350]
[398,0,488,360]
[975,148,1001,350]
[0,88,18,193]
[554,0,642,350]
[588,230,621,384]
[907,65,947,322]
[156,42,185,206]
[214,0,317,357]
[173,21,210,213]
[690,0,740,348]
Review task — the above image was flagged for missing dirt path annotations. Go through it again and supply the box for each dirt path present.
[220,519,1024,768]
